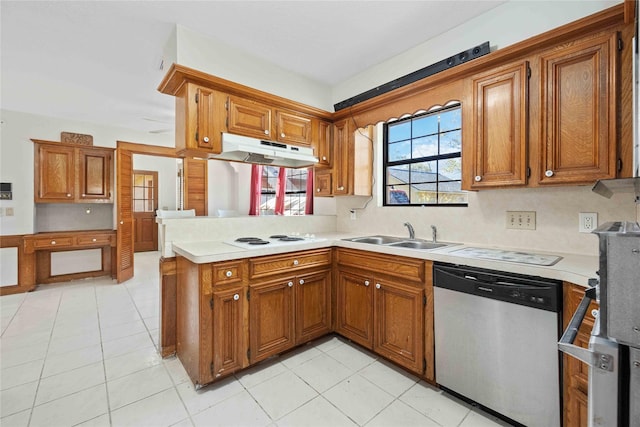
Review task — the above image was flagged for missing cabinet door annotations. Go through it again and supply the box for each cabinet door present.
[228,96,273,139]
[313,169,332,197]
[332,119,351,195]
[316,120,332,167]
[374,280,424,374]
[212,286,247,379]
[276,110,312,146]
[296,270,331,344]
[335,269,373,348]
[539,33,618,185]
[470,62,529,188]
[195,87,226,152]
[249,278,295,363]
[35,144,75,202]
[78,148,112,201]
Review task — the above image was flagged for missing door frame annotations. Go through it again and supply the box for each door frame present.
[116,141,179,282]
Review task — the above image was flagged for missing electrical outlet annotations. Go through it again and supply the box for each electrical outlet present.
[5,207,14,216]
[506,211,536,230]
[579,212,598,233]
[350,209,357,220]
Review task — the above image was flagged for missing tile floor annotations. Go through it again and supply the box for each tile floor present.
[1,252,512,427]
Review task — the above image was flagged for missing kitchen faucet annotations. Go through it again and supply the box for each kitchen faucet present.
[431,225,437,243]
[404,222,415,240]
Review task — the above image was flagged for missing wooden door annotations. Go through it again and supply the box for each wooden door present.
[332,119,350,195]
[276,110,312,145]
[335,269,373,348]
[183,158,208,216]
[470,61,529,188]
[295,270,331,344]
[212,285,247,379]
[539,33,618,185]
[78,147,112,201]
[116,149,134,282]
[133,170,158,252]
[315,120,332,168]
[313,169,332,197]
[374,280,424,374]
[249,278,295,363]
[35,143,75,202]
[227,96,273,139]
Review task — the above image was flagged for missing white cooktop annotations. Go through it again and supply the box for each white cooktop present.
[224,235,325,250]
[450,247,562,266]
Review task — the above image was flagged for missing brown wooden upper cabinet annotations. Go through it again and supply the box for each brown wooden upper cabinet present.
[315,120,332,168]
[463,30,622,190]
[34,140,113,203]
[538,32,618,185]
[228,95,314,146]
[468,61,529,189]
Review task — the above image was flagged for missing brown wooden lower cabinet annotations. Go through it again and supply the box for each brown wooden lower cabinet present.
[563,282,599,427]
[335,269,374,348]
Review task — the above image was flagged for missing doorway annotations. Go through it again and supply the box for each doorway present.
[133,170,158,252]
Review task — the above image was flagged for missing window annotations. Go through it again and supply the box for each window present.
[259,166,310,215]
[383,104,467,206]
[132,170,158,212]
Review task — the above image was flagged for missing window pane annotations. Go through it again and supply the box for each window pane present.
[387,164,409,186]
[440,130,461,155]
[388,121,411,143]
[412,115,438,137]
[412,136,438,159]
[438,181,468,204]
[410,161,437,183]
[440,108,462,132]
[438,158,462,181]
[133,187,144,199]
[387,185,410,204]
[133,175,144,186]
[412,183,437,205]
[388,140,410,162]
[134,200,145,212]
[145,175,154,187]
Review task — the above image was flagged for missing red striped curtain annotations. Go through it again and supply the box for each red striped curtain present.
[274,167,286,215]
[305,168,314,215]
[248,164,262,215]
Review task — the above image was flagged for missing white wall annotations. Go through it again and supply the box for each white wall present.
[0,109,175,235]
[332,0,622,104]
[173,25,333,111]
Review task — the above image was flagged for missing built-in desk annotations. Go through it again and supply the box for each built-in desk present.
[24,229,116,284]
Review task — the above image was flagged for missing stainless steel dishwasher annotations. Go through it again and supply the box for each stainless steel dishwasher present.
[433,263,562,427]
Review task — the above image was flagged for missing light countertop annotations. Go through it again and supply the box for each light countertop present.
[171,232,598,287]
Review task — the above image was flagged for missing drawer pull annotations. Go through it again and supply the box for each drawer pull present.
[322,156,327,161]
[299,279,305,285]
[293,260,299,266]
[203,136,210,143]
[281,132,286,138]
[233,294,239,301]
[376,283,381,289]
[545,170,554,177]
[287,281,293,287]
[225,271,233,278]
[337,186,345,191]
[264,129,269,135]
[51,240,56,245]
[364,280,370,287]
[66,193,71,197]
[474,175,482,182]
[92,238,97,242]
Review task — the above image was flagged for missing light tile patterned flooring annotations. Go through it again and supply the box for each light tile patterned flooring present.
[1,252,511,427]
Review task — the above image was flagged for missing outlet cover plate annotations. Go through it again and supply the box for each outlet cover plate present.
[506,211,536,230]
[579,212,598,233]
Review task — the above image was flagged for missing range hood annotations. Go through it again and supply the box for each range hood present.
[210,133,318,168]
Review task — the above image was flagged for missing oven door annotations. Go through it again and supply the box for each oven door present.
[558,287,621,427]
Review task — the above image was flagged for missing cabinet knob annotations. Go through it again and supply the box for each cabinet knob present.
[337,186,345,191]
[66,193,71,197]
[82,194,86,197]
[288,281,294,287]
[322,156,327,161]
[293,260,299,266]
[376,283,381,289]
[233,294,239,301]
[225,271,232,278]
[299,279,305,285]
[51,240,56,245]
[92,238,97,242]
[264,130,269,135]
[474,176,482,182]
[317,188,321,193]
[120,221,124,225]
[545,170,554,177]
[203,136,210,143]
[364,280,370,287]
[281,132,286,138]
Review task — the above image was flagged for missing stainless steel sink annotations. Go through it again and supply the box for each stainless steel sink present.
[343,235,456,251]
[387,240,448,250]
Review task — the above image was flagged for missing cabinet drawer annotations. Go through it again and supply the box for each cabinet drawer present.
[336,249,425,284]
[32,237,73,249]
[76,234,113,246]
[212,261,245,286]
[249,249,331,279]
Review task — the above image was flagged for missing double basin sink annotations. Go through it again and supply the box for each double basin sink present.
[343,235,457,251]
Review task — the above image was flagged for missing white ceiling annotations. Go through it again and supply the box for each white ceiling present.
[1,1,508,133]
